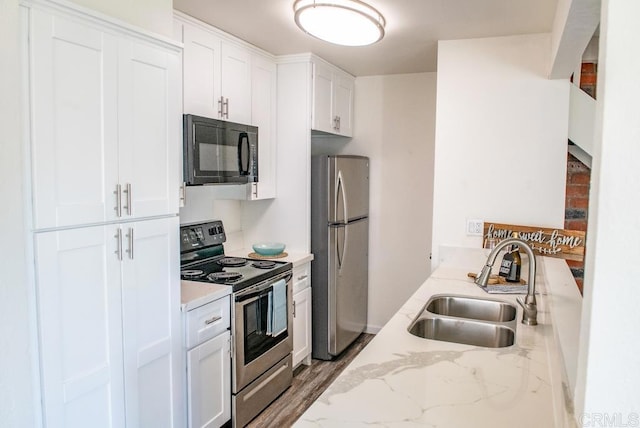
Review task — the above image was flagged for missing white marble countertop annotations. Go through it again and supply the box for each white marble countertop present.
[180,280,231,312]
[295,247,580,427]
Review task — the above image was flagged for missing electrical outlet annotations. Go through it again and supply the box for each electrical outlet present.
[466,219,483,236]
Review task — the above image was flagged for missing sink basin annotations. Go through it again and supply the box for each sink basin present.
[408,294,517,348]
[408,317,515,348]
[426,294,517,323]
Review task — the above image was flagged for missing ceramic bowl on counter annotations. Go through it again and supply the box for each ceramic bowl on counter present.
[252,242,286,256]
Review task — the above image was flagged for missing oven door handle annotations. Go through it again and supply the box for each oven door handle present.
[236,286,272,305]
[235,272,293,303]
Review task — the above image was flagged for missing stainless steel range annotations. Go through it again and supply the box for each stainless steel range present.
[180,220,293,428]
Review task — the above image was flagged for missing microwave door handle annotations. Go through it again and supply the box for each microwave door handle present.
[237,132,249,175]
[242,133,250,175]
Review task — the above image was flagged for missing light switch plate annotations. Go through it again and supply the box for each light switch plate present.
[466,219,483,236]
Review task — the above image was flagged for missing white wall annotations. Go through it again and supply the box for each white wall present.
[179,189,245,251]
[431,34,569,267]
[575,0,640,422]
[312,73,437,331]
[1,1,37,427]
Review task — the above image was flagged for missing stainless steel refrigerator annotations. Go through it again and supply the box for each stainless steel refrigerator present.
[311,155,369,360]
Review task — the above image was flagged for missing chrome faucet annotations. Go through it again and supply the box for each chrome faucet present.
[475,237,538,326]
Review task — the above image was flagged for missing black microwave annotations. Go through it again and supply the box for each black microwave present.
[183,114,258,185]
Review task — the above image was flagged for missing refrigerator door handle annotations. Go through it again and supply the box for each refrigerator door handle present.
[336,225,347,271]
[335,171,348,223]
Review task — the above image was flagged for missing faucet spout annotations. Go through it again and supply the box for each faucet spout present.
[475,237,538,326]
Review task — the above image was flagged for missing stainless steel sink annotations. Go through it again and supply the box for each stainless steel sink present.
[426,294,517,323]
[408,294,517,348]
[408,317,515,348]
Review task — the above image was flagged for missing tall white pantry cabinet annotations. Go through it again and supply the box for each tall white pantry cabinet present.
[23,2,184,427]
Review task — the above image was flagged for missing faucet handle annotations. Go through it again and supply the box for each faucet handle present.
[516,297,538,326]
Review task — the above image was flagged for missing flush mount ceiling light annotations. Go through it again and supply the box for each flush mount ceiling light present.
[293,0,386,46]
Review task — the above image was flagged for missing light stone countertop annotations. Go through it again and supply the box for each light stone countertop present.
[180,280,231,312]
[295,247,579,427]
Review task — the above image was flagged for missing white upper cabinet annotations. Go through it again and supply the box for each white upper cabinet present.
[312,61,335,134]
[175,14,277,200]
[312,59,355,137]
[179,20,251,124]
[220,42,252,124]
[181,23,222,120]
[117,40,181,220]
[30,9,119,229]
[333,71,354,137]
[249,53,277,200]
[29,9,181,230]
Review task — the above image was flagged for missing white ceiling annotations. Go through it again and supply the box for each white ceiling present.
[173,0,558,76]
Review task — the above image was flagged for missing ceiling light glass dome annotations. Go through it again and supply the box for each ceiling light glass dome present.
[293,0,386,46]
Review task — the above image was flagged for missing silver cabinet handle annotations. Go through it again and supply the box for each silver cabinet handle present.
[252,183,258,199]
[297,274,309,281]
[114,184,122,217]
[123,183,132,216]
[179,182,186,207]
[223,97,229,119]
[126,227,134,260]
[204,315,222,325]
[218,96,224,118]
[293,300,297,318]
[114,228,123,261]
[337,116,341,131]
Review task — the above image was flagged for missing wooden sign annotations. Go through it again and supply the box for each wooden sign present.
[483,222,586,261]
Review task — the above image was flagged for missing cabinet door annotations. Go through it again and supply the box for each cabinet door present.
[187,331,231,428]
[312,61,335,133]
[250,54,277,200]
[35,225,125,428]
[181,22,222,118]
[120,217,182,428]
[117,40,181,219]
[29,9,119,229]
[293,286,312,368]
[334,72,354,137]
[220,41,252,124]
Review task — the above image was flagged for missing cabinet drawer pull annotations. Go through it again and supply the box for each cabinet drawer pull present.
[204,315,222,325]
[297,274,308,281]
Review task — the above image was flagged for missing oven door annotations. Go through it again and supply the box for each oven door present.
[232,271,293,393]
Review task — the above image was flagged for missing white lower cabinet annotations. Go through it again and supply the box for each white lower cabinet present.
[292,263,312,367]
[34,217,182,428]
[185,296,231,428]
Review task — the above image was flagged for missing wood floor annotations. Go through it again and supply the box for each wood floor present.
[247,333,375,428]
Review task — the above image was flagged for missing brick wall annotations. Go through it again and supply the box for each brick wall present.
[580,62,597,99]
[565,153,590,293]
